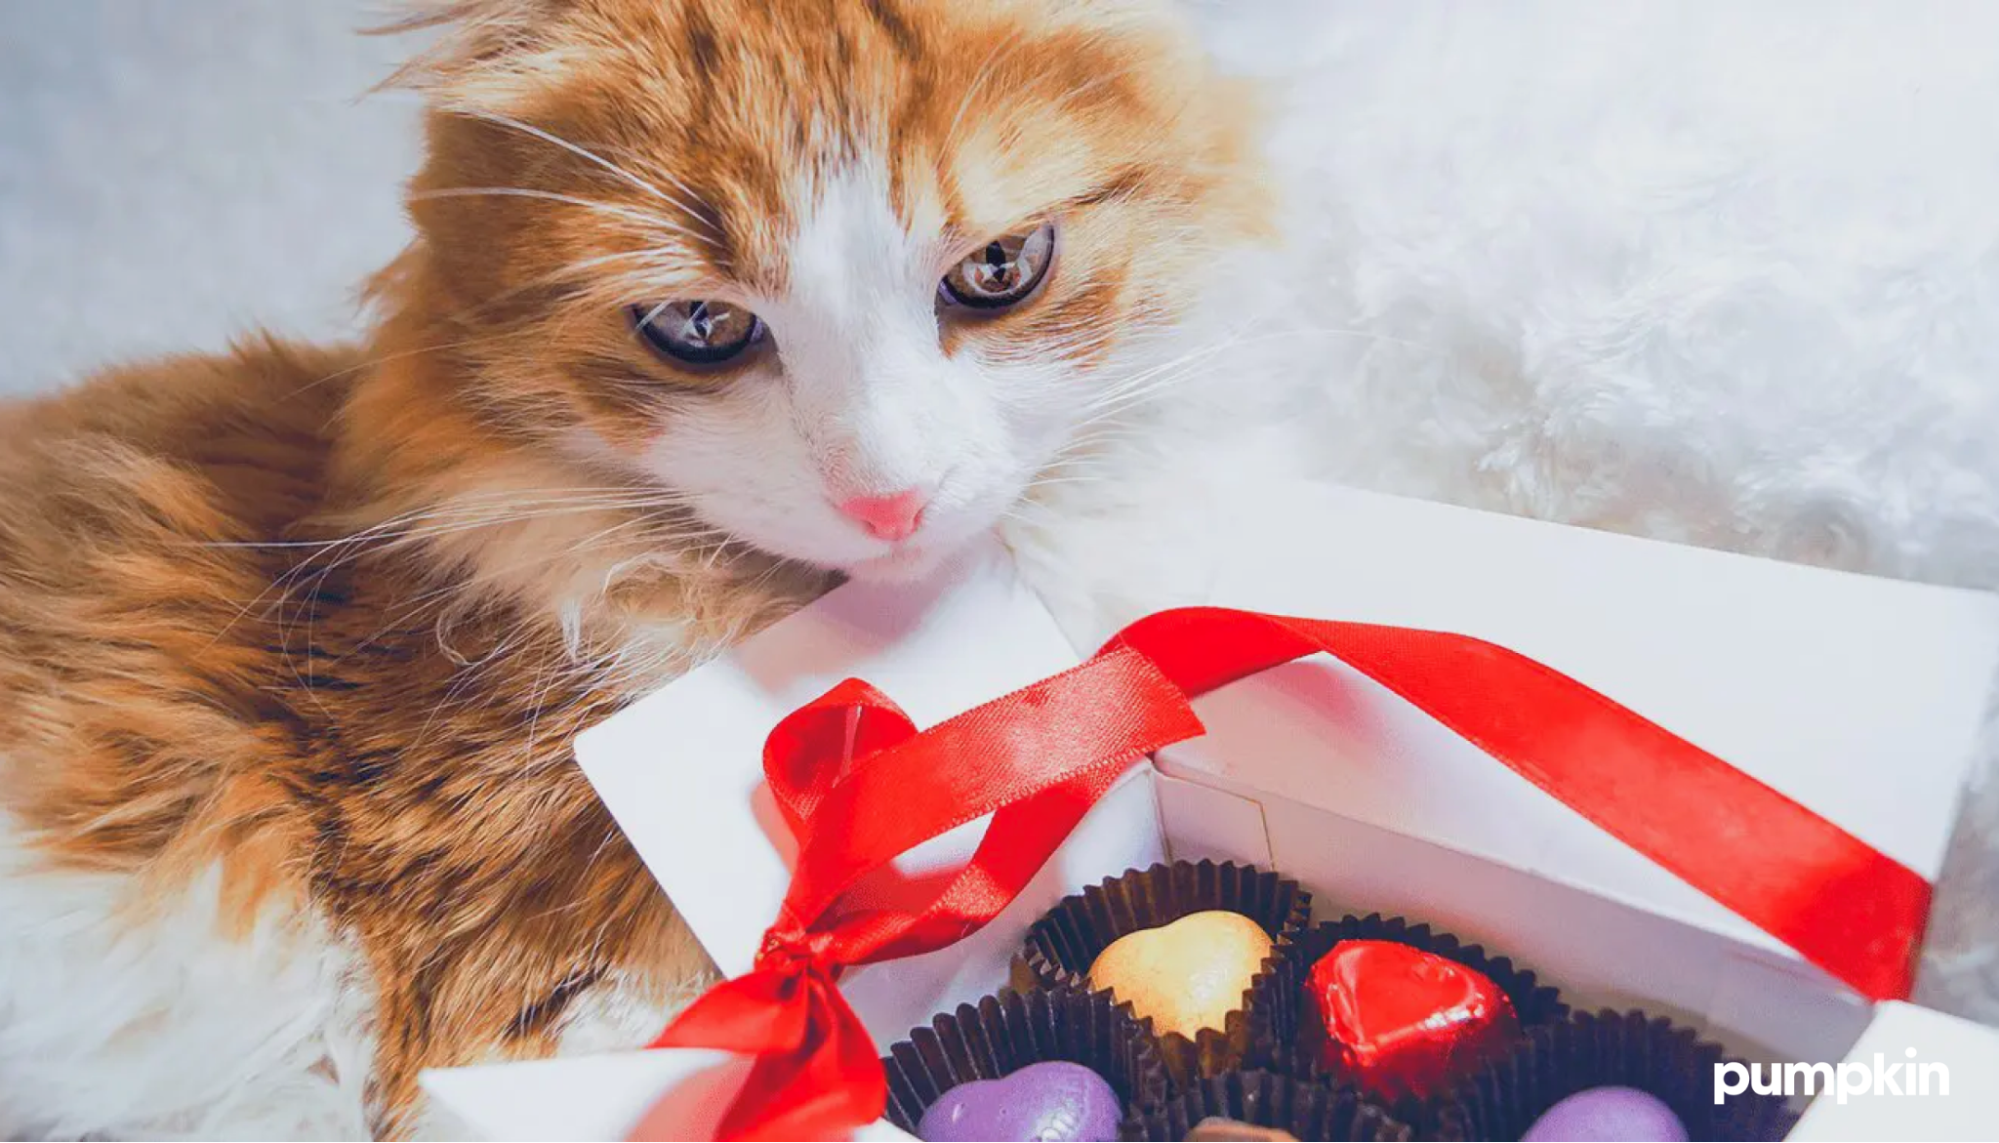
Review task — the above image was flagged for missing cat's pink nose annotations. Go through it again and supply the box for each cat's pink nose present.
[837,489,928,542]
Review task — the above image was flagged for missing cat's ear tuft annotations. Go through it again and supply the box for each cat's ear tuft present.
[368,0,582,106]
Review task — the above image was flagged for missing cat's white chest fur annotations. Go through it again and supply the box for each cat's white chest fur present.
[0,826,375,1139]
[0,803,683,1141]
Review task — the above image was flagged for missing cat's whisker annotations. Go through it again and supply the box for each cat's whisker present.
[1040,443,1141,474]
[1019,473,1112,494]
[941,24,1033,160]
[1076,327,1321,417]
[611,153,729,246]
[327,511,735,759]
[348,509,738,660]
[1078,322,1455,422]
[407,187,697,240]
[1015,324,1127,365]
[1053,319,1458,462]
[300,499,701,586]
[202,489,679,551]
[449,108,714,227]
[382,511,728,635]
[1080,366,1212,418]
[408,625,528,755]
[442,246,690,325]
[275,330,527,402]
[199,497,508,649]
[246,494,703,656]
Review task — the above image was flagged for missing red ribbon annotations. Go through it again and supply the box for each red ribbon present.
[639,607,1932,1141]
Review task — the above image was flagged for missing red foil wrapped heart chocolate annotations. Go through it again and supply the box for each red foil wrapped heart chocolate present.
[1309,939,1521,1099]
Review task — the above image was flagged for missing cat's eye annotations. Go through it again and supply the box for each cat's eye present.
[939,222,1056,311]
[630,300,765,366]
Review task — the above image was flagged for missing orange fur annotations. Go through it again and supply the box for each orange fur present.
[0,0,1263,1133]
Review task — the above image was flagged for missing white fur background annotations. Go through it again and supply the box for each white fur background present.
[1208,0,1999,1027]
[2,0,1996,1067]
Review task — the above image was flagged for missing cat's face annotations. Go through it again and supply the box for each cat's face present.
[396,0,1261,580]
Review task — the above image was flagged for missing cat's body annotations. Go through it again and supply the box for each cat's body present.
[9,1,1999,1139]
[0,338,821,1136]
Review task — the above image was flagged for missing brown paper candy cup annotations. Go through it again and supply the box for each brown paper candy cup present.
[1431,1008,1796,1142]
[1119,1069,1414,1142]
[882,986,1170,1137]
[1249,914,1567,1129]
[1019,861,1312,1086]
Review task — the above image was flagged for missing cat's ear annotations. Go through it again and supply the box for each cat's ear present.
[369,0,582,106]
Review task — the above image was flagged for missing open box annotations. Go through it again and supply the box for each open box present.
[422,486,1999,1140]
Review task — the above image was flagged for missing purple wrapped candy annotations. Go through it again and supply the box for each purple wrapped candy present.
[917,1060,1122,1142]
[1522,1086,1689,1142]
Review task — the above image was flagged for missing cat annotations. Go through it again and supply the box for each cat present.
[0,0,1292,1137]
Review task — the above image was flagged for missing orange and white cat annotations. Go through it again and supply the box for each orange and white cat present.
[0,0,1288,1137]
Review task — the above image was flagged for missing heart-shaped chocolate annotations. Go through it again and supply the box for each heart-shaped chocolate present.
[1185,1117,1301,1142]
[1087,910,1273,1040]
[1309,939,1520,1099]
[916,1060,1122,1142]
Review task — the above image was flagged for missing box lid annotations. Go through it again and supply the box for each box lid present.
[1161,484,1999,968]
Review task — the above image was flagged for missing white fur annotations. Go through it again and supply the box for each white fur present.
[10,4,1999,1138]
[0,801,686,1141]
[0,815,374,1139]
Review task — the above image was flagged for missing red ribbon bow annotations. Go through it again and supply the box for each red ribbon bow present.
[642,607,1932,1142]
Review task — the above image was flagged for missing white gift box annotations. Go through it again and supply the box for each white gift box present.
[423,486,1999,1141]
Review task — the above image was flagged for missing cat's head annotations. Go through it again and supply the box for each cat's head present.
[374,0,1265,582]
